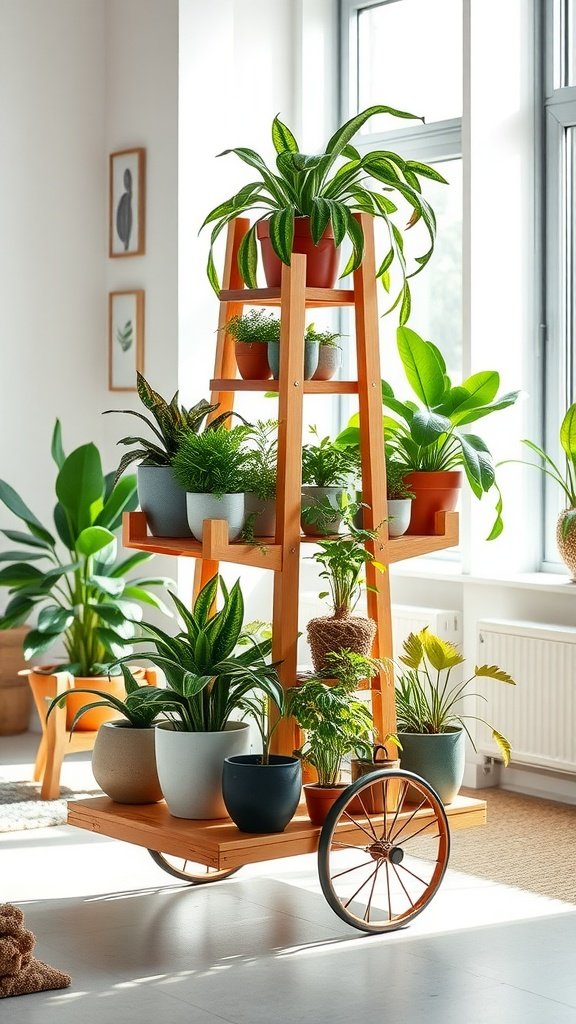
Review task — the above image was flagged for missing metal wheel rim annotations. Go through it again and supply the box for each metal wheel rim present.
[148,849,239,884]
[318,769,450,933]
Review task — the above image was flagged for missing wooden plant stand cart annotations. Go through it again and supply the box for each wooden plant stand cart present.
[69,216,486,933]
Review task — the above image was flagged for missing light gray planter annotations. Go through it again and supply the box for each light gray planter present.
[91,721,163,804]
[137,464,191,538]
[186,492,245,541]
[155,720,251,819]
[387,498,413,537]
[301,485,346,536]
[245,494,276,537]
[311,346,342,381]
[396,728,466,805]
[267,340,319,380]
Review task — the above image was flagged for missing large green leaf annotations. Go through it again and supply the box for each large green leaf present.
[1,529,52,550]
[193,575,219,628]
[410,410,451,446]
[0,481,55,546]
[24,628,59,661]
[459,433,495,496]
[325,104,423,162]
[0,563,45,587]
[211,580,244,663]
[396,327,445,407]
[237,225,259,288]
[453,391,521,427]
[271,114,299,154]
[458,370,500,408]
[56,444,104,534]
[95,475,138,530]
[268,208,294,265]
[560,404,576,460]
[37,606,74,635]
[51,420,66,469]
[0,595,36,629]
[76,526,116,557]
[89,575,125,598]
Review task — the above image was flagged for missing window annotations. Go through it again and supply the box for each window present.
[543,0,576,566]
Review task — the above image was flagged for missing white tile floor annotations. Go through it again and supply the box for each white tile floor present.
[2,732,576,1023]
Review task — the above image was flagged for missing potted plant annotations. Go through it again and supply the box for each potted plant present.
[45,666,164,804]
[222,623,302,834]
[104,372,236,537]
[394,627,516,804]
[116,575,284,819]
[0,420,172,731]
[385,455,415,537]
[288,652,377,825]
[300,428,360,536]
[305,500,385,671]
[242,420,278,537]
[201,106,447,324]
[508,403,576,579]
[225,309,279,381]
[308,324,343,382]
[266,329,319,380]
[171,425,249,541]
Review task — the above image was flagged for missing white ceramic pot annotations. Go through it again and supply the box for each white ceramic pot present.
[387,498,413,537]
[155,720,251,819]
[185,492,245,542]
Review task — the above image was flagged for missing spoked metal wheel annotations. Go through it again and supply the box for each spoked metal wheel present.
[148,850,240,884]
[318,769,450,933]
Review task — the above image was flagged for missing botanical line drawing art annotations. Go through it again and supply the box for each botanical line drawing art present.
[116,319,134,353]
[116,168,133,251]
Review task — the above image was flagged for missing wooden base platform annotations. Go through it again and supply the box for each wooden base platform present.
[67,794,486,873]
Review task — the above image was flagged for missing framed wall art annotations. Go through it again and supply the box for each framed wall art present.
[108,290,144,391]
[109,147,146,257]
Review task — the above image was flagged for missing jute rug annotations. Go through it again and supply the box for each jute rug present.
[0,778,101,833]
[451,787,576,904]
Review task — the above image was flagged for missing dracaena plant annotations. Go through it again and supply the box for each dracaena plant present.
[45,667,164,731]
[0,421,172,676]
[104,371,235,482]
[394,628,516,765]
[200,105,447,324]
[115,574,284,733]
[510,404,576,538]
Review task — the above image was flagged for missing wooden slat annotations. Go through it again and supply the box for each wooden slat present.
[209,379,359,394]
[387,511,459,563]
[219,287,355,308]
[67,794,486,871]
[123,512,282,571]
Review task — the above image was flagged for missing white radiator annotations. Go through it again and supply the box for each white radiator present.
[476,619,576,773]
[392,605,461,657]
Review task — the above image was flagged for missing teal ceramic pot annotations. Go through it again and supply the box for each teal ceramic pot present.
[223,754,302,833]
[267,340,319,380]
[396,728,466,805]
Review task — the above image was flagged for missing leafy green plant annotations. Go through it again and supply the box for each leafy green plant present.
[386,455,415,500]
[0,421,172,676]
[45,667,164,731]
[115,575,284,733]
[200,106,447,323]
[172,426,248,496]
[319,648,389,688]
[288,674,376,786]
[104,371,235,482]
[226,310,280,344]
[305,323,342,348]
[242,420,278,501]
[336,326,520,538]
[308,502,385,619]
[509,404,576,538]
[302,428,359,487]
[394,628,516,764]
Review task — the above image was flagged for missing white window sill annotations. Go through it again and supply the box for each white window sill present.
[390,559,576,595]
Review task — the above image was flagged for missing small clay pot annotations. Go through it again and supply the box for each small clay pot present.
[257,217,340,289]
[92,722,163,804]
[234,341,272,381]
[403,471,462,535]
[303,783,346,826]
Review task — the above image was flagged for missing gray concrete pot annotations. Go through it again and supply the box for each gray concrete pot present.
[137,465,191,537]
[311,345,342,381]
[244,494,276,537]
[91,721,163,804]
[267,340,319,380]
[186,492,245,541]
[301,485,346,536]
[155,720,251,819]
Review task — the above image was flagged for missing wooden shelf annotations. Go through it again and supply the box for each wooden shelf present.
[219,287,355,308]
[387,511,459,563]
[123,512,282,572]
[68,794,486,872]
[210,379,359,394]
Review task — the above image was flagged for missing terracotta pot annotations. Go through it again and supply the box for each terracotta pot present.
[92,721,163,804]
[403,471,462,535]
[27,666,144,732]
[303,782,347,826]
[311,345,342,381]
[306,615,377,673]
[234,341,272,381]
[257,217,340,289]
[556,510,576,580]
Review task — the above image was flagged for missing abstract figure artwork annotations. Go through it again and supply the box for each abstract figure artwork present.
[109,148,146,257]
[108,290,144,391]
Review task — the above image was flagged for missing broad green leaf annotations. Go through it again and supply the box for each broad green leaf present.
[51,420,66,469]
[56,444,104,533]
[458,370,500,408]
[325,104,423,161]
[1,529,52,550]
[211,580,244,663]
[237,225,258,288]
[193,575,219,627]
[560,404,576,460]
[53,503,75,549]
[326,200,347,247]
[420,632,464,670]
[271,114,299,154]
[310,197,331,244]
[410,410,451,446]
[24,628,59,661]
[453,390,521,427]
[396,327,445,407]
[0,596,36,629]
[268,208,294,265]
[0,563,45,587]
[0,480,55,545]
[89,575,125,598]
[37,606,74,635]
[95,475,138,530]
[76,526,116,557]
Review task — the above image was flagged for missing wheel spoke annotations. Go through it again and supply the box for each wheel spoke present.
[330,858,377,881]
[343,862,380,909]
[388,797,429,844]
[341,808,379,842]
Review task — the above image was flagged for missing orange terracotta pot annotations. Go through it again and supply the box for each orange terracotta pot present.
[234,341,272,381]
[28,666,145,731]
[303,782,346,826]
[256,217,339,289]
[403,470,462,535]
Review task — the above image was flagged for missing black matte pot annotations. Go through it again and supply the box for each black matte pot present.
[222,754,302,833]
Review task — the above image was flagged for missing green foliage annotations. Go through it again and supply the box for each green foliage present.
[45,666,164,731]
[115,576,284,733]
[289,673,376,786]
[200,107,447,324]
[104,371,235,482]
[394,628,516,765]
[0,421,172,676]
[226,310,281,344]
[241,420,278,501]
[336,326,520,539]
[307,501,385,619]
[302,428,359,487]
[305,323,342,348]
[320,649,389,688]
[386,455,415,500]
[510,404,576,539]
[172,426,248,497]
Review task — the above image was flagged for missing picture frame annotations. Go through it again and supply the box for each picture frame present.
[108,290,145,391]
[109,147,146,257]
